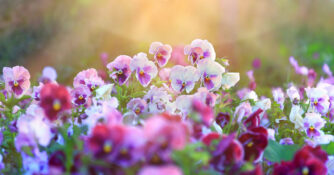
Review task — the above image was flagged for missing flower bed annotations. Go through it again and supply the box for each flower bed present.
[0,39,333,175]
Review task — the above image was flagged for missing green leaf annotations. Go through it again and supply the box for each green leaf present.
[0,92,5,103]
[263,140,300,162]
[321,142,334,155]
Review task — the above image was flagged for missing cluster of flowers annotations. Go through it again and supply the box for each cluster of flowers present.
[0,39,333,175]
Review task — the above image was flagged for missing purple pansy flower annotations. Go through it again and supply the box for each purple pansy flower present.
[39,66,57,84]
[169,65,200,93]
[289,56,309,75]
[149,42,172,67]
[303,113,326,138]
[130,53,158,87]
[184,39,216,65]
[127,98,147,116]
[71,85,91,106]
[197,59,225,91]
[306,87,330,114]
[3,66,31,96]
[107,55,132,85]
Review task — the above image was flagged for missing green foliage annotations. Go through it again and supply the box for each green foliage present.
[172,143,212,175]
[321,142,334,155]
[263,140,301,163]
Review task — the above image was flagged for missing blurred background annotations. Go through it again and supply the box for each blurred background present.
[1,0,334,87]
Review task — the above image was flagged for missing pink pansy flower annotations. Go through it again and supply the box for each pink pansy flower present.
[159,68,171,82]
[73,68,104,91]
[138,165,182,175]
[169,65,200,93]
[130,52,158,87]
[170,46,188,66]
[193,87,218,107]
[184,39,216,65]
[286,85,300,103]
[303,112,326,138]
[149,42,172,67]
[106,55,132,85]
[39,66,57,84]
[197,59,225,91]
[3,66,30,96]
[247,70,256,90]
[234,102,252,123]
[71,85,91,106]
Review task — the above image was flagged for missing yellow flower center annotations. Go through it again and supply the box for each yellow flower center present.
[205,75,210,82]
[314,101,318,106]
[53,100,61,111]
[78,95,83,100]
[139,70,144,75]
[309,126,315,131]
[103,142,112,153]
[135,108,141,114]
[13,81,19,87]
[302,167,309,175]
[182,82,186,88]
[120,148,128,155]
[247,142,253,147]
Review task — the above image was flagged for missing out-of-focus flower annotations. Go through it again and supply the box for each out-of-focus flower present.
[243,109,263,129]
[143,86,173,114]
[138,165,183,175]
[272,88,285,110]
[39,83,71,121]
[323,63,333,77]
[303,112,326,138]
[32,83,43,101]
[252,58,262,69]
[201,132,221,146]
[197,59,225,91]
[242,90,258,101]
[175,95,193,117]
[289,56,309,75]
[234,102,253,123]
[193,87,218,107]
[73,68,104,91]
[170,46,188,66]
[143,114,189,163]
[107,55,132,85]
[95,84,114,101]
[247,70,256,90]
[3,66,30,96]
[307,69,317,87]
[130,52,158,87]
[238,127,268,162]
[215,112,230,129]
[286,86,300,103]
[169,65,200,93]
[71,85,91,106]
[39,66,57,84]
[279,138,294,145]
[221,72,240,89]
[184,39,216,65]
[192,99,214,126]
[211,134,244,172]
[149,42,172,67]
[273,145,328,175]
[289,105,304,130]
[159,68,171,82]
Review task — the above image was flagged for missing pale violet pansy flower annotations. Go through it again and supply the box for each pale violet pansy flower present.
[169,65,200,93]
[184,39,216,65]
[303,112,326,138]
[197,59,225,91]
[130,52,158,87]
[149,42,172,67]
[107,55,132,85]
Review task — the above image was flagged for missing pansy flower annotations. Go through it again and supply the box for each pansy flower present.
[130,52,158,87]
[238,127,268,162]
[149,42,172,67]
[138,165,182,175]
[197,59,225,91]
[3,66,30,96]
[169,65,200,93]
[39,83,71,121]
[272,88,285,110]
[221,72,240,89]
[306,87,330,114]
[73,68,104,91]
[184,39,216,65]
[289,56,309,75]
[143,86,173,114]
[286,85,300,103]
[107,55,132,85]
[39,66,57,84]
[71,85,91,106]
[303,112,326,138]
[127,98,147,116]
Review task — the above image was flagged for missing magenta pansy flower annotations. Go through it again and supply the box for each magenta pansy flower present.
[107,55,132,85]
[149,42,172,67]
[303,112,326,138]
[130,52,158,87]
[73,68,104,91]
[184,39,216,65]
[197,59,225,91]
[3,66,31,96]
[169,65,199,93]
